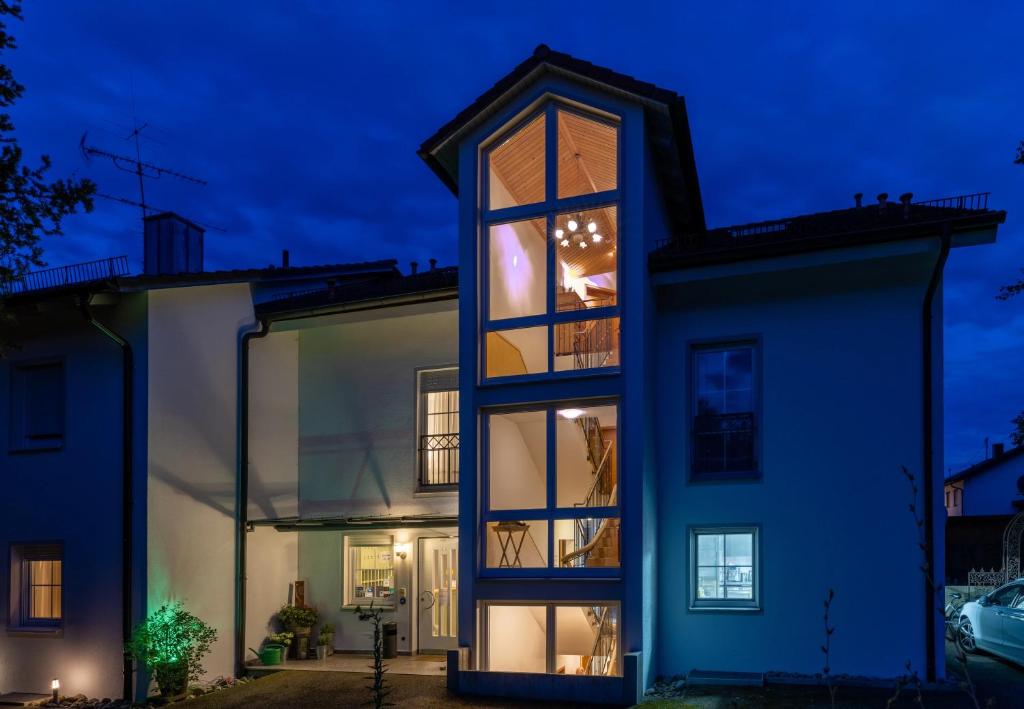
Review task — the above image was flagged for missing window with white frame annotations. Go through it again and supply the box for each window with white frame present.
[691,343,758,477]
[9,361,65,451]
[344,538,395,607]
[483,402,619,572]
[8,543,63,629]
[482,103,621,379]
[417,368,459,487]
[690,528,759,610]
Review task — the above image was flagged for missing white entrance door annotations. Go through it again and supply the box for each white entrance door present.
[418,537,458,652]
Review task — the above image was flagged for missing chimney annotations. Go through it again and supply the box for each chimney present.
[992,442,1005,459]
[410,261,418,275]
[899,192,913,219]
[281,249,290,268]
[144,212,204,275]
[876,192,888,210]
[854,193,863,208]
[429,258,437,271]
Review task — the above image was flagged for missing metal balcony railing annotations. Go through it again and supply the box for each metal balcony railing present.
[419,433,459,487]
[3,255,130,295]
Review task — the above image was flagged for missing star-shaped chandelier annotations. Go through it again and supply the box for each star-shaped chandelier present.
[555,213,603,249]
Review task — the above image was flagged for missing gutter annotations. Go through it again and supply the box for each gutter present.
[79,297,134,701]
[234,285,460,677]
[921,226,951,682]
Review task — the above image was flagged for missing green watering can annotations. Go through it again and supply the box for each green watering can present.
[250,644,284,665]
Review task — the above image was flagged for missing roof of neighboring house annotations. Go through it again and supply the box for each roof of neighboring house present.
[1,259,399,304]
[650,195,1007,271]
[419,44,705,234]
[256,265,458,319]
[945,444,1024,485]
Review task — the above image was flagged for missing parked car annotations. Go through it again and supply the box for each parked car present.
[957,578,1024,666]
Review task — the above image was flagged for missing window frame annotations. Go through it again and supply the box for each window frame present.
[8,358,66,453]
[479,600,622,676]
[480,101,623,384]
[687,338,762,481]
[479,399,620,579]
[342,536,396,609]
[8,542,64,632]
[415,366,460,492]
[688,526,761,612]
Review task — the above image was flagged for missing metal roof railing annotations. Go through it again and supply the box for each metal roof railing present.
[2,255,130,295]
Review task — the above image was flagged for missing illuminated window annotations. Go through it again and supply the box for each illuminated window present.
[8,543,63,629]
[417,368,459,487]
[345,541,394,606]
[691,528,759,610]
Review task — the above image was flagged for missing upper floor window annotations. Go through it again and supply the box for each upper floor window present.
[691,343,759,478]
[8,543,63,630]
[9,360,65,452]
[417,367,459,488]
[482,103,620,379]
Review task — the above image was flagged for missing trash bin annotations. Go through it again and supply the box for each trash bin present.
[382,621,398,659]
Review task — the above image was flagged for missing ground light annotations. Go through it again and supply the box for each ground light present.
[51,679,59,702]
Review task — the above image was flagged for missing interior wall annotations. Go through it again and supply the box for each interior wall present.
[489,414,546,509]
[248,330,299,521]
[488,606,546,673]
[147,283,255,683]
[488,178,546,322]
[556,419,593,505]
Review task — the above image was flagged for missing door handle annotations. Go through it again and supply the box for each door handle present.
[420,590,435,610]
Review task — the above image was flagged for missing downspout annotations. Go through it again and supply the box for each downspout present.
[80,296,134,701]
[235,317,270,678]
[922,226,951,682]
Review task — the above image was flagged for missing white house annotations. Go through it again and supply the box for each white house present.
[1,46,1010,705]
[945,443,1024,517]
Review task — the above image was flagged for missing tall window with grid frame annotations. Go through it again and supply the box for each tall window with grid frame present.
[691,343,758,477]
[418,368,459,487]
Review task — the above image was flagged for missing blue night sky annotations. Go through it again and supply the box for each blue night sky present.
[9,2,1022,472]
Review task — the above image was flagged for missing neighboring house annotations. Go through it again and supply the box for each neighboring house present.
[945,443,1024,517]
[0,212,399,700]
[417,45,1006,704]
[1,45,1012,706]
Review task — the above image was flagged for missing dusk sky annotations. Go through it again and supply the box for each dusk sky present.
[9,2,1022,472]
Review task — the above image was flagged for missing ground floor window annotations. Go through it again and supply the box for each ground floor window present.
[483,602,620,676]
[690,527,759,610]
[8,543,63,629]
[344,538,395,606]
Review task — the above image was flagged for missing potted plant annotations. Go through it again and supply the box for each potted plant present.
[266,631,294,663]
[277,604,319,660]
[126,601,217,698]
[321,622,335,656]
[316,628,329,661]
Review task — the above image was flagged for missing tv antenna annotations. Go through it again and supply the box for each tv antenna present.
[79,117,220,230]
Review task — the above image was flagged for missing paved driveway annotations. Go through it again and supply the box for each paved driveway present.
[946,640,1024,707]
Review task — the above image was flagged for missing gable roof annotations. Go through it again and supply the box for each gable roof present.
[946,444,1024,485]
[650,194,1007,270]
[419,44,705,233]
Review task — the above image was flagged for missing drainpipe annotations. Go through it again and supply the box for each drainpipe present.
[922,225,951,682]
[80,297,134,701]
[235,318,270,677]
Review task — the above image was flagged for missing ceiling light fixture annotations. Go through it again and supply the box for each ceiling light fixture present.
[558,213,601,249]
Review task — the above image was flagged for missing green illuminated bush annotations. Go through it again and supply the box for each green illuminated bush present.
[126,601,218,696]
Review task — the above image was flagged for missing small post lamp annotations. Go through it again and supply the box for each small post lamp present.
[51,678,60,702]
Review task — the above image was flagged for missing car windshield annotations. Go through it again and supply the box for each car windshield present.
[989,584,1022,606]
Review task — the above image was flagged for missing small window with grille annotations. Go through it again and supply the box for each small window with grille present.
[417,368,459,488]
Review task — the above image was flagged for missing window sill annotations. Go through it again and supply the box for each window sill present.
[414,485,458,497]
[688,605,761,614]
[342,604,395,611]
[8,444,64,455]
[6,626,63,638]
[688,470,762,484]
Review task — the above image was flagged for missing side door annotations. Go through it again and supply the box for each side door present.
[417,536,458,653]
[979,583,1022,653]
[1001,585,1024,664]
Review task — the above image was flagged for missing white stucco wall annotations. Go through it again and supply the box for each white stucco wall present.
[244,526,297,654]
[147,283,254,683]
[655,249,938,680]
[0,296,147,700]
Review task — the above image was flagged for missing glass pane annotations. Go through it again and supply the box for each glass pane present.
[557,110,617,199]
[488,605,546,672]
[725,349,753,391]
[486,327,547,378]
[421,390,459,486]
[696,566,723,599]
[488,113,545,210]
[350,545,395,603]
[485,520,548,568]
[556,405,617,508]
[488,410,547,510]
[554,518,619,569]
[554,206,617,312]
[489,219,546,321]
[555,605,620,676]
[553,318,619,372]
[697,534,724,567]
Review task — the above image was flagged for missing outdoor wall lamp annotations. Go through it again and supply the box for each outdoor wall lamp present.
[393,542,410,560]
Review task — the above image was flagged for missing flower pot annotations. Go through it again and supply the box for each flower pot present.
[316,645,327,661]
[154,660,188,697]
